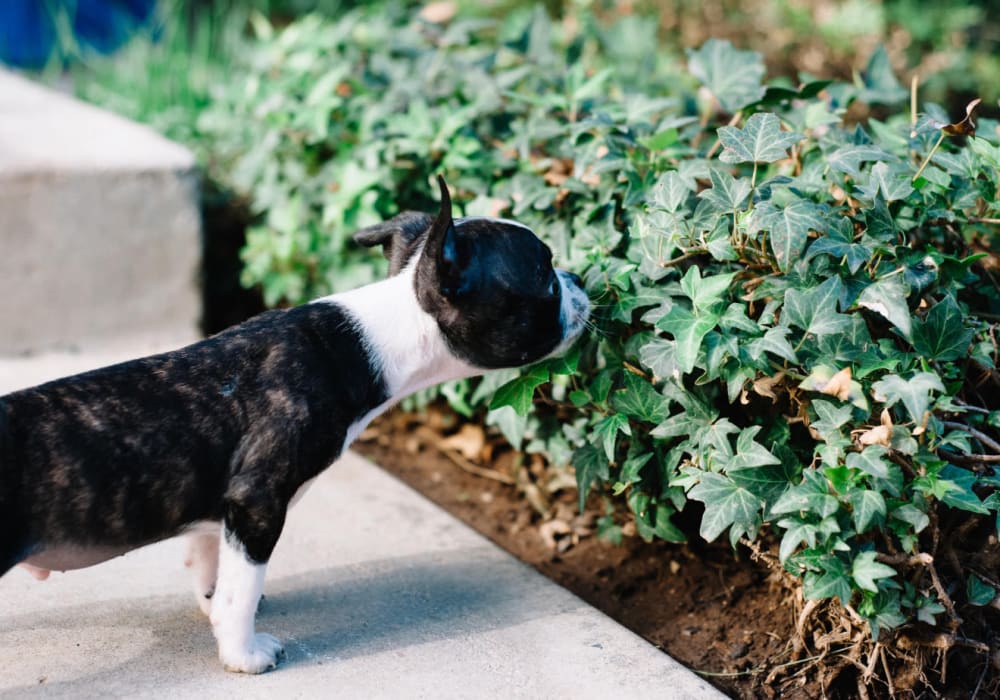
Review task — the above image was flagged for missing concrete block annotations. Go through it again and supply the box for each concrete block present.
[0,69,201,356]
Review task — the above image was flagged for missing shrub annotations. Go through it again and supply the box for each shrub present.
[197,4,998,689]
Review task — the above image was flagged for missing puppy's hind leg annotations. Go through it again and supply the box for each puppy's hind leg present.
[185,527,220,616]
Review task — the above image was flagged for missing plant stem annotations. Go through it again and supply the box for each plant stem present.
[913,131,946,183]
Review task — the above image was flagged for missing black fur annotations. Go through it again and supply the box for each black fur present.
[0,302,386,574]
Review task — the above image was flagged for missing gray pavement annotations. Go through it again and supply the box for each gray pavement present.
[0,352,726,699]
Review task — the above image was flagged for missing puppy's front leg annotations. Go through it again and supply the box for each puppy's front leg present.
[210,522,285,674]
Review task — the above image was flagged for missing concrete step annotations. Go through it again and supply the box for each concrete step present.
[0,350,726,699]
[0,69,201,356]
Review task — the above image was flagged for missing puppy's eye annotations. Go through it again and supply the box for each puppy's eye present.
[550,277,560,297]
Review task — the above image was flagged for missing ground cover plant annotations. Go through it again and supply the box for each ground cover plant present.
[68,2,999,695]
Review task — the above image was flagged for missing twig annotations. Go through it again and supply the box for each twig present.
[940,420,1000,454]
[938,448,1000,464]
[879,645,896,699]
[438,447,515,485]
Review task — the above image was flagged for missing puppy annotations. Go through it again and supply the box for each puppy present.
[0,176,589,673]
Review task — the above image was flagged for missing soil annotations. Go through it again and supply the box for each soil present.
[355,407,805,700]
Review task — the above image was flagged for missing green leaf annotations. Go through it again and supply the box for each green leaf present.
[679,266,736,312]
[804,561,853,604]
[688,472,762,544]
[871,372,945,424]
[846,445,892,480]
[852,550,896,592]
[650,171,695,213]
[858,276,912,340]
[826,144,891,178]
[849,489,887,531]
[718,113,804,164]
[967,574,996,606]
[639,337,680,381]
[687,39,766,112]
[772,469,839,518]
[610,372,671,424]
[656,306,719,375]
[697,169,751,213]
[911,296,973,362]
[751,199,826,272]
[777,517,818,563]
[783,277,851,338]
[864,161,914,202]
[746,326,798,363]
[938,464,990,514]
[593,413,632,462]
[857,44,908,105]
[573,443,610,511]
[489,364,551,416]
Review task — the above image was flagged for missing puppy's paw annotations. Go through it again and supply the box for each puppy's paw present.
[220,633,285,674]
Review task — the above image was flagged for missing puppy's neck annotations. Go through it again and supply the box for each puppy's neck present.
[319,266,478,401]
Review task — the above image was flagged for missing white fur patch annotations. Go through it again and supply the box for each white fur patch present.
[185,527,220,616]
[315,263,481,452]
[210,527,283,673]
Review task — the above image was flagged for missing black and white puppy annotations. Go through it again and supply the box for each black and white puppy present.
[0,176,589,673]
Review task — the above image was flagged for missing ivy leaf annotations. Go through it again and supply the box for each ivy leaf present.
[858,276,912,340]
[688,472,762,544]
[938,465,990,515]
[846,445,892,480]
[718,113,804,164]
[826,144,891,178]
[856,44,908,105]
[911,296,973,362]
[686,39,766,112]
[697,169,751,213]
[490,364,551,416]
[871,372,945,424]
[656,306,720,375]
[777,517,818,563]
[746,326,798,363]
[772,469,839,518]
[751,199,827,272]
[849,489,887,532]
[862,161,914,202]
[573,443,610,511]
[639,337,680,381]
[783,277,851,338]
[610,372,671,424]
[852,550,896,592]
[593,413,632,462]
[679,265,736,312]
[650,170,695,212]
[967,574,996,606]
[804,559,853,604]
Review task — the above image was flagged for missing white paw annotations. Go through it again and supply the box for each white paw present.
[220,633,285,674]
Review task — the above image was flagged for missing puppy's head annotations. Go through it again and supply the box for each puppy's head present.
[354,176,589,369]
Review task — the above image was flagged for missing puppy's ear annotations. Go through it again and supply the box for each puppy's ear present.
[426,175,472,299]
[353,211,433,275]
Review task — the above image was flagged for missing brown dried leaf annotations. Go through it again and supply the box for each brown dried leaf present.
[818,366,853,401]
[941,98,981,137]
[439,423,486,461]
[538,519,571,550]
[418,1,456,24]
[753,371,786,402]
[858,425,890,447]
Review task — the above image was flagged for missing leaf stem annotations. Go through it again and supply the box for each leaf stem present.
[912,131,946,183]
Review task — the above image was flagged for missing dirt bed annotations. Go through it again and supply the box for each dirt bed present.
[356,409,808,699]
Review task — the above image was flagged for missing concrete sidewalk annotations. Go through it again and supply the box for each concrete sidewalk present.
[0,355,725,699]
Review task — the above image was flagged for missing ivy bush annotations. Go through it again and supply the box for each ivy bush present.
[195,4,999,683]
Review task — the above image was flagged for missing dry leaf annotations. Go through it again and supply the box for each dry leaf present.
[941,98,981,137]
[753,371,786,402]
[439,423,486,460]
[538,519,571,550]
[818,366,853,401]
[418,1,456,24]
[858,425,891,447]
